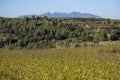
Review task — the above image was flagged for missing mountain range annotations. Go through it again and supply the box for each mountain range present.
[18,12,102,18]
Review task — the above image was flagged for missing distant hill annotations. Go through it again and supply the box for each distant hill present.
[18,12,102,18]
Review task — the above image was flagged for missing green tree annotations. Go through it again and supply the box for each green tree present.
[99,29,107,41]
[110,29,120,40]
[93,32,100,44]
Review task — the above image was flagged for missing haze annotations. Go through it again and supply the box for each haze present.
[0,0,120,19]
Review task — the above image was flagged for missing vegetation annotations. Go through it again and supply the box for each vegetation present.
[0,16,120,49]
[0,46,120,80]
[0,16,120,79]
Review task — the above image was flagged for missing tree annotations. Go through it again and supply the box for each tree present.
[93,32,100,44]
[81,32,86,41]
[23,16,29,24]
[110,29,120,40]
[99,29,107,41]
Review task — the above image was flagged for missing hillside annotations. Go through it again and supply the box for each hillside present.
[0,17,120,80]
[0,17,120,49]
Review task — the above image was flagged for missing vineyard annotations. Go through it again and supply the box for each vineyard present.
[0,46,120,80]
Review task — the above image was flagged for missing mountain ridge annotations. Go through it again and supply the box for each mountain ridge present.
[18,12,102,18]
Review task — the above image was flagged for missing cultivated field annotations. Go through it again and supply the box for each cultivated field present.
[0,46,120,80]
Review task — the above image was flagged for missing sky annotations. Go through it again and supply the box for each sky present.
[0,0,120,19]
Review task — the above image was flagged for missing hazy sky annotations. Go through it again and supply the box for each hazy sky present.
[0,0,120,19]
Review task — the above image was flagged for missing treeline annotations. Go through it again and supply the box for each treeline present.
[0,16,120,49]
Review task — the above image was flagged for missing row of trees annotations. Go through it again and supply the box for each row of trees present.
[0,16,120,49]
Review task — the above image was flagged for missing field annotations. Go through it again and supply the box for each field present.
[0,46,120,80]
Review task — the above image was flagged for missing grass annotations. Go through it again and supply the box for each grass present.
[0,46,120,80]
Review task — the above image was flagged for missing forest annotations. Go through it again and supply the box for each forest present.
[0,16,120,49]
